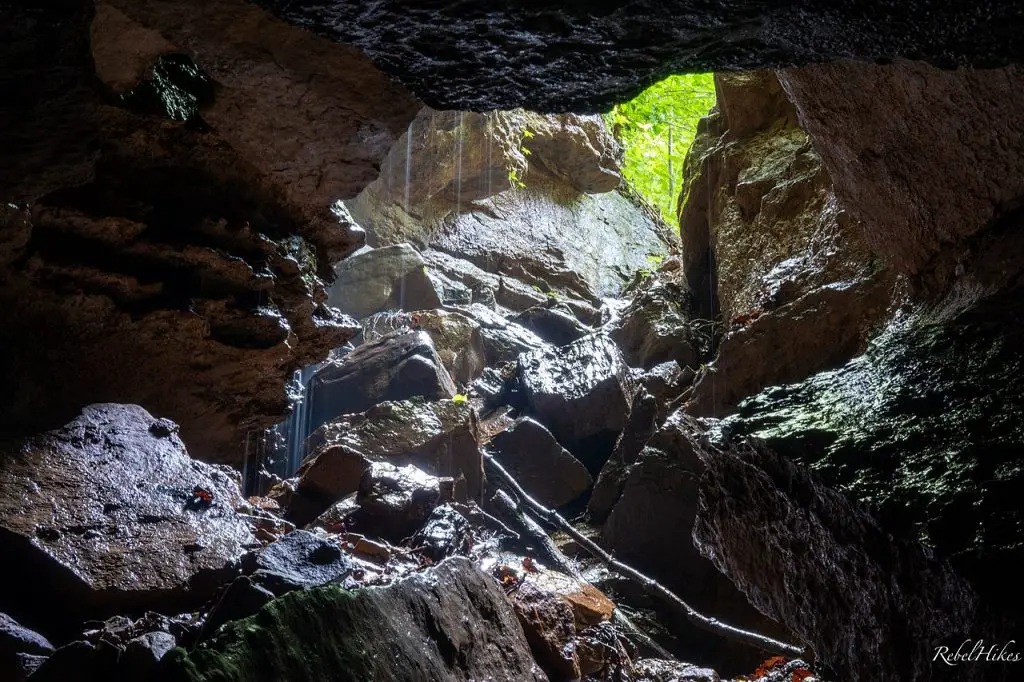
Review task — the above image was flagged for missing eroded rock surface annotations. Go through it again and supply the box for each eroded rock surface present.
[1,0,421,464]
[327,244,440,318]
[254,0,1024,112]
[519,334,635,459]
[0,404,255,636]
[295,399,482,523]
[301,330,457,438]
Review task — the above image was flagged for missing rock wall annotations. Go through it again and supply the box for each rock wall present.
[0,0,420,462]
[348,107,677,304]
[678,71,893,417]
[779,60,1024,295]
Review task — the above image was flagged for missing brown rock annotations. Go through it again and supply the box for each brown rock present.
[679,71,877,322]
[0,404,255,636]
[607,265,702,370]
[510,580,582,680]
[491,417,593,508]
[294,399,483,524]
[327,244,441,319]
[779,60,1024,288]
[1,0,418,463]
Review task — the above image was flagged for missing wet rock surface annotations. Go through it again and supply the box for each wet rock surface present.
[301,331,457,438]
[245,530,355,595]
[0,404,254,637]
[513,304,592,347]
[779,61,1024,286]
[725,294,1024,602]
[295,399,482,523]
[1,0,415,464]
[1,614,53,682]
[432,175,675,301]
[327,244,440,318]
[519,334,635,459]
[491,417,593,509]
[694,435,998,682]
[254,0,1024,112]
[598,411,788,671]
[162,557,549,682]
[607,262,703,370]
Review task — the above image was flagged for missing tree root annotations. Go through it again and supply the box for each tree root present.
[484,452,806,659]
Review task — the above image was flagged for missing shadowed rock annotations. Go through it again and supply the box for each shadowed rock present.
[294,399,482,524]
[327,244,440,318]
[161,557,549,682]
[519,334,635,453]
[491,417,592,508]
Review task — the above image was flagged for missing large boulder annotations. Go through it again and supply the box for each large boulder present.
[302,330,456,438]
[606,261,704,370]
[599,411,789,671]
[0,405,255,637]
[693,435,997,682]
[162,557,548,682]
[724,291,1024,607]
[294,399,482,523]
[490,417,593,508]
[326,243,440,318]
[686,273,891,417]
[459,303,551,366]
[431,175,674,301]
[778,61,1024,290]
[518,334,635,462]
[512,304,591,347]
[347,108,622,248]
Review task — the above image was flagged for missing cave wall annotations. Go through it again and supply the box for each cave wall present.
[779,60,1024,296]
[0,0,421,462]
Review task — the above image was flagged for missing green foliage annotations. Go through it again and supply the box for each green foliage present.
[605,74,716,224]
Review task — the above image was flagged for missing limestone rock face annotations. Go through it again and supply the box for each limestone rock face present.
[431,175,675,301]
[327,244,440,318]
[678,70,891,416]
[687,273,892,417]
[163,557,549,682]
[0,405,255,635]
[254,0,1024,112]
[351,108,621,246]
[347,106,673,303]
[679,71,878,323]
[725,292,1024,607]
